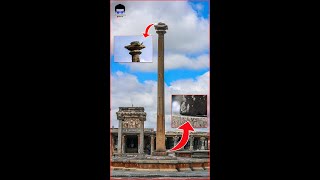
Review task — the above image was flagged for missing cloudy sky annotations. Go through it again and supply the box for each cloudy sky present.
[114,35,153,62]
[110,0,210,132]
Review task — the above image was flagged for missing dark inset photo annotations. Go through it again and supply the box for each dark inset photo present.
[171,95,208,128]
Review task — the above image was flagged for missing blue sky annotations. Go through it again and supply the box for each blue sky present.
[189,0,210,19]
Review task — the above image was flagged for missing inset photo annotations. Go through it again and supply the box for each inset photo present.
[114,35,153,63]
[171,95,208,128]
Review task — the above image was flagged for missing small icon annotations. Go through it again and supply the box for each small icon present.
[115,4,125,18]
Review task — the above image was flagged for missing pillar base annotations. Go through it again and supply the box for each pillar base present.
[152,151,168,156]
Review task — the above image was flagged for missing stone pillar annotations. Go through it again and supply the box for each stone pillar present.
[189,136,194,151]
[117,120,123,154]
[150,135,155,155]
[200,137,206,150]
[137,134,140,152]
[139,120,144,154]
[111,136,114,156]
[173,136,179,147]
[122,135,126,153]
[205,139,208,150]
[154,22,168,155]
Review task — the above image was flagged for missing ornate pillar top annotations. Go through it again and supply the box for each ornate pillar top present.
[154,22,168,34]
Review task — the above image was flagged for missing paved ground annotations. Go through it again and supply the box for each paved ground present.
[111,170,209,177]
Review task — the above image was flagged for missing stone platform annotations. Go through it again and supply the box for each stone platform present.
[111,155,209,172]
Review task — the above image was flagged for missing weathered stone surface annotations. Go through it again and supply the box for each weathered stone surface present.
[178,168,192,172]
[124,41,145,62]
[191,167,205,171]
[172,115,208,128]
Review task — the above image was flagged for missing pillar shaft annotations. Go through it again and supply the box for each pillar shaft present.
[173,136,179,147]
[139,121,144,154]
[122,135,126,153]
[117,120,123,154]
[111,136,114,156]
[189,136,194,151]
[156,31,166,152]
[150,135,154,155]
[200,137,205,150]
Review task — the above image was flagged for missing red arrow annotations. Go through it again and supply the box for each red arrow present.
[170,121,195,151]
[143,23,154,38]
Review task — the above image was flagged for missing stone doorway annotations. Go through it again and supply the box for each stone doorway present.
[125,135,138,153]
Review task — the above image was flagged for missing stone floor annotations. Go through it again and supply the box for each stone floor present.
[111,170,210,177]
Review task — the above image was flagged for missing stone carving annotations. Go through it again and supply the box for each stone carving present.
[123,118,141,128]
[125,41,146,62]
[171,115,208,128]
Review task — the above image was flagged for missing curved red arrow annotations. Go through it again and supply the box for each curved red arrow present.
[171,121,195,151]
[143,23,154,38]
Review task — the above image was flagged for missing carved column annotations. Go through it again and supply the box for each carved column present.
[117,120,123,154]
[189,136,194,151]
[200,137,206,150]
[150,135,155,155]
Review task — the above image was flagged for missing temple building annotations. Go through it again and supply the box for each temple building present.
[111,107,210,156]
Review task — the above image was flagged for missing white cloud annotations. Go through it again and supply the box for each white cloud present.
[111,1,209,56]
[123,53,209,72]
[111,71,210,132]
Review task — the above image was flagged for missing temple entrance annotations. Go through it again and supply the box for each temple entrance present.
[125,135,138,153]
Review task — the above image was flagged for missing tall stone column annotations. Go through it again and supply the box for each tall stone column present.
[200,137,206,150]
[189,136,194,151]
[154,22,168,155]
[150,135,155,155]
[117,120,123,154]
